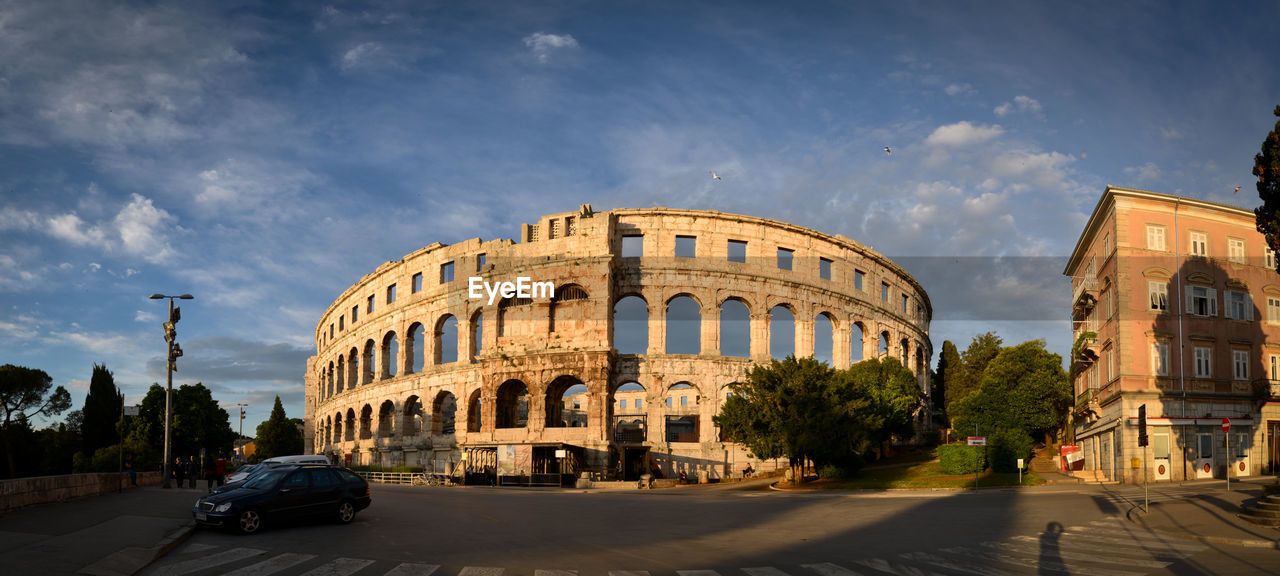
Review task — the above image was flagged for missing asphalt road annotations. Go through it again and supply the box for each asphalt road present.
[142,482,1280,576]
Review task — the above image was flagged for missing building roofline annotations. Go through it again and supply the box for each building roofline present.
[1063,186,1257,275]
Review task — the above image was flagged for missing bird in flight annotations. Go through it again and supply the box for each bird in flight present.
[709,171,722,180]
[1234,186,1242,194]
[883,147,892,156]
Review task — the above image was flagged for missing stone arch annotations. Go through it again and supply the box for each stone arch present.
[610,381,647,443]
[814,311,836,365]
[666,294,701,354]
[664,382,700,442]
[326,362,334,397]
[470,310,484,359]
[498,296,535,339]
[362,340,375,384]
[878,330,890,358]
[407,322,426,373]
[496,379,530,429]
[466,389,482,433]
[344,408,356,441]
[550,284,589,333]
[433,391,457,434]
[347,347,359,387]
[899,337,910,363]
[323,415,332,444]
[435,314,458,364]
[769,304,796,360]
[358,404,373,439]
[333,411,344,442]
[719,297,751,358]
[377,399,395,437]
[381,331,398,379]
[403,395,423,436]
[545,375,587,428]
[613,294,649,354]
[851,320,866,362]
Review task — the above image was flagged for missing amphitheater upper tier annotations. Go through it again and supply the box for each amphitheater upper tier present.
[304,205,932,482]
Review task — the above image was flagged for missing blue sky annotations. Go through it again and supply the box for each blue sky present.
[2,1,1277,430]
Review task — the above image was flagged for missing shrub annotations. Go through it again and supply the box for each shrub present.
[939,444,985,474]
[988,428,1033,473]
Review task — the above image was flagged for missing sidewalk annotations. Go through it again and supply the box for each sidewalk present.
[0,484,199,576]
[1119,478,1280,549]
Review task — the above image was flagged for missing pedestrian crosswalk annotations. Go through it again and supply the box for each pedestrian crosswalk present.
[145,519,1208,576]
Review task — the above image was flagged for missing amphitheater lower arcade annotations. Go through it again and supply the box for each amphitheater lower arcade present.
[304,206,932,483]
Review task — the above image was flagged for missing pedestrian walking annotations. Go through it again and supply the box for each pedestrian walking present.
[124,455,137,486]
[204,456,217,493]
[214,455,227,487]
[185,456,198,489]
[173,457,185,486]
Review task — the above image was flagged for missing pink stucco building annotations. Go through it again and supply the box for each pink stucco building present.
[1066,186,1280,483]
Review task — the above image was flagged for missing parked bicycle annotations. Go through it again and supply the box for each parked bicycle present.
[411,472,453,486]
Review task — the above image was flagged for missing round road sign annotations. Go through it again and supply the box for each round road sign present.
[1221,417,1230,433]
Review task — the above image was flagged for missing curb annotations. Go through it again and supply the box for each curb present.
[1124,504,1280,550]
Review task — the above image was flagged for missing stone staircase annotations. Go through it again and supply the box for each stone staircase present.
[1239,493,1280,526]
[1029,445,1084,485]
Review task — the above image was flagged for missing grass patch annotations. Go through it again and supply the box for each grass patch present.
[780,448,1045,490]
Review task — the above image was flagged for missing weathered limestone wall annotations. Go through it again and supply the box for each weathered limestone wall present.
[0,471,162,513]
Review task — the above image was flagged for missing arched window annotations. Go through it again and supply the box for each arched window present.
[900,338,910,363]
[719,298,750,358]
[611,381,647,442]
[436,315,458,364]
[550,284,589,333]
[348,348,359,387]
[769,305,795,360]
[362,340,375,384]
[403,396,423,436]
[378,400,395,437]
[664,382,699,442]
[496,380,529,429]
[851,321,865,363]
[471,312,484,359]
[334,412,344,443]
[814,313,834,365]
[407,322,425,374]
[345,409,356,441]
[879,331,890,358]
[613,295,649,354]
[466,390,482,433]
[433,392,457,434]
[359,405,373,439]
[336,356,345,393]
[381,332,398,378]
[546,376,587,428]
[666,295,701,354]
[326,362,334,397]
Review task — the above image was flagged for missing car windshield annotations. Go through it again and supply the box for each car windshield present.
[243,468,289,489]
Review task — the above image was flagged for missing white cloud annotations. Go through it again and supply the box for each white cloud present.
[924,121,1004,147]
[135,309,158,323]
[994,95,1043,117]
[1160,127,1182,140]
[340,42,384,71]
[114,193,178,263]
[944,83,975,96]
[1124,162,1161,182]
[523,32,579,64]
[0,207,40,231]
[47,212,107,246]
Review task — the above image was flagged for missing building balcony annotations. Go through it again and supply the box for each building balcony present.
[1072,277,1098,313]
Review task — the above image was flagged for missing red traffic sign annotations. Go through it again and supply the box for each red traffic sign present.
[967,436,987,446]
[1221,418,1230,433]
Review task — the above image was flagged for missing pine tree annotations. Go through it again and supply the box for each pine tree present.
[81,363,122,457]
[1254,105,1280,271]
[255,396,302,460]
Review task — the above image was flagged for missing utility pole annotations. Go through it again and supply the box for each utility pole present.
[150,293,193,489]
[237,403,248,459]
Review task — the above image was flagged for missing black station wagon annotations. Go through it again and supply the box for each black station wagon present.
[192,464,371,534]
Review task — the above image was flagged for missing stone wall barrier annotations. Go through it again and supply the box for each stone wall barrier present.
[0,471,163,513]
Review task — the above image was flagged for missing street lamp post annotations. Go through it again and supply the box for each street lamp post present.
[237,403,248,459]
[150,293,193,489]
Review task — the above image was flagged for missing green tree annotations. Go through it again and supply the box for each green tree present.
[934,340,959,416]
[134,382,235,466]
[0,364,72,478]
[255,396,303,460]
[950,340,1071,444]
[1253,105,1280,271]
[945,332,1003,432]
[715,356,921,482]
[81,363,123,458]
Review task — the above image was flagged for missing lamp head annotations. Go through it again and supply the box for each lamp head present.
[178,294,194,299]
[149,294,164,299]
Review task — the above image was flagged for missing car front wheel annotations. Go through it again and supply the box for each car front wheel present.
[336,500,356,524]
[237,509,263,534]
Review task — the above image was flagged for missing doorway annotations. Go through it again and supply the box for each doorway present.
[623,447,650,481]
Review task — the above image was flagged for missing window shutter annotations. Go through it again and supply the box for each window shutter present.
[1226,290,1236,319]
[1185,286,1195,314]
[1208,288,1217,316]
[1247,293,1255,321]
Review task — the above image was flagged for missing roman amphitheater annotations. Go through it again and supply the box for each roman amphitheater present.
[304,205,932,484]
